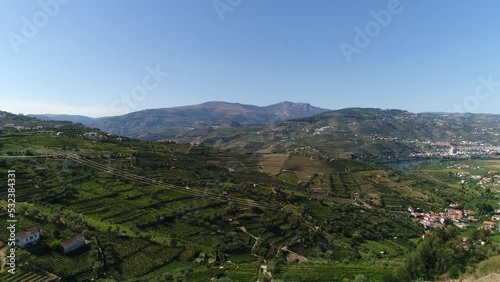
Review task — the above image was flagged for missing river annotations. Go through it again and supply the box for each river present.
[382,159,444,168]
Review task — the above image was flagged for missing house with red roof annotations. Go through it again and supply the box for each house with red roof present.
[483,221,496,232]
[60,234,86,254]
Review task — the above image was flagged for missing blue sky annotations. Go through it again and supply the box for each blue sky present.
[1,0,500,117]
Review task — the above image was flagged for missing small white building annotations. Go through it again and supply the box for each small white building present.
[16,227,42,247]
[83,132,98,138]
[61,234,86,254]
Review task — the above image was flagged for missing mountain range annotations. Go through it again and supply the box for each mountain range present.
[29,101,329,140]
[190,108,500,161]
[28,102,500,162]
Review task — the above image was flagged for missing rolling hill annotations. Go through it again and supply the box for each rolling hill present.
[29,101,329,140]
[185,108,500,162]
[29,105,500,164]
[28,114,97,125]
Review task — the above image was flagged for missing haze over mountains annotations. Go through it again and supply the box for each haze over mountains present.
[30,101,329,139]
[27,102,500,163]
[28,114,97,125]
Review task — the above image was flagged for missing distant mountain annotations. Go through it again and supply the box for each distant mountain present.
[87,101,329,140]
[28,114,96,125]
[25,106,500,162]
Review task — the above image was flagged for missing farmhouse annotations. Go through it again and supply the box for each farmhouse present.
[483,221,496,232]
[447,209,463,220]
[464,210,476,216]
[16,227,42,248]
[310,188,325,193]
[60,234,86,254]
[83,132,99,138]
[190,140,203,146]
[484,221,496,227]
[468,216,478,222]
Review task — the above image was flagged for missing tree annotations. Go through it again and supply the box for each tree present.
[476,203,494,215]
[448,264,462,279]
[398,227,467,281]
[48,214,59,224]
[443,218,453,226]
[48,240,62,251]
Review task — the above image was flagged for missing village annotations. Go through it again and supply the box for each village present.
[405,140,500,158]
[408,204,500,233]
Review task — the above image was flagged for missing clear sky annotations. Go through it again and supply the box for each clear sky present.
[1,0,500,117]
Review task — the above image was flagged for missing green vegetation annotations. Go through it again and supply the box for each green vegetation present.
[398,227,496,281]
[193,108,500,163]
[0,112,499,281]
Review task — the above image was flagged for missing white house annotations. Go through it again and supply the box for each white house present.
[16,227,42,247]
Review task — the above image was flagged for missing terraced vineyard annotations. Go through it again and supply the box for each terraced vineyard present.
[2,272,58,282]
[276,263,397,282]
[0,114,499,281]
[260,153,290,175]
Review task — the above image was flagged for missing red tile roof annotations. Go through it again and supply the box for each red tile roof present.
[60,234,85,248]
[17,227,41,239]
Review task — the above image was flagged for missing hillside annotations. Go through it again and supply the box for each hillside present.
[30,107,500,165]
[28,114,97,125]
[0,112,499,281]
[188,108,500,162]
[29,101,329,141]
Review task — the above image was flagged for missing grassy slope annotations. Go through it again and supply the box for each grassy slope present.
[0,116,499,281]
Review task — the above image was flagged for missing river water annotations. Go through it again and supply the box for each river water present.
[382,159,443,168]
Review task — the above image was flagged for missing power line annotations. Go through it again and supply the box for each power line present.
[66,154,280,210]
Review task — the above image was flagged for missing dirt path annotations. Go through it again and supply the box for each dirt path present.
[281,246,308,263]
[238,226,260,252]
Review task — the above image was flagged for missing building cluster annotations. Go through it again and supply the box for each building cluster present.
[401,139,500,158]
[0,123,65,135]
[81,132,110,140]
[408,205,499,233]
[450,167,500,187]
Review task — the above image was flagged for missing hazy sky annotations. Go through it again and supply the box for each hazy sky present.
[1,0,500,117]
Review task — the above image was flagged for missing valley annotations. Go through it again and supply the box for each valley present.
[1,109,499,281]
